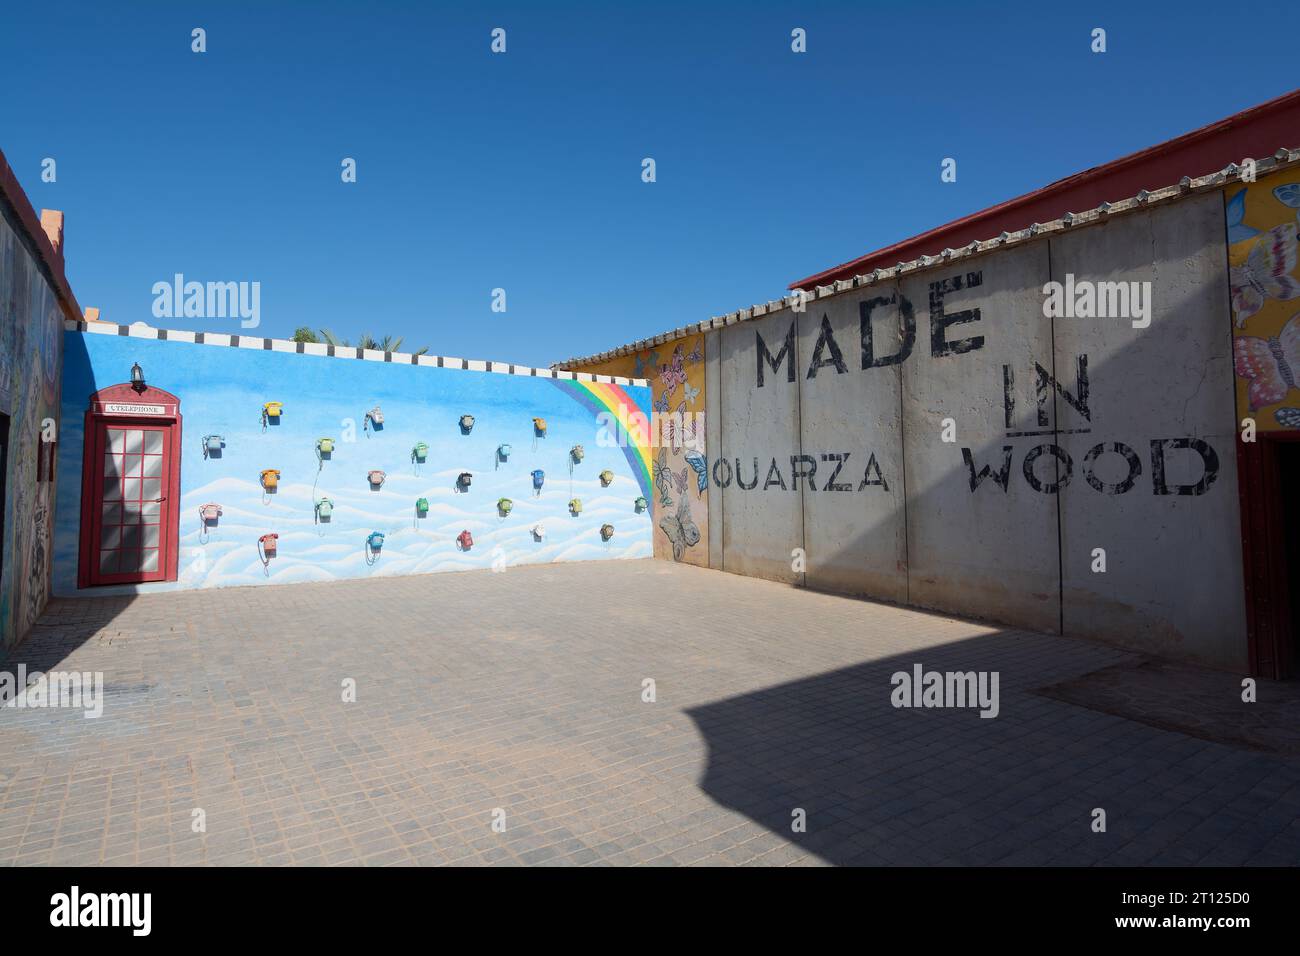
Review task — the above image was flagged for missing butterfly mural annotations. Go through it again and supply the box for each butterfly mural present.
[664,400,701,451]
[684,451,707,496]
[1231,224,1300,327]
[1234,313,1300,410]
[659,345,687,393]
[659,497,701,561]
[652,390,671,414]
[1275,407,1300,429]
[652,447,687,505]
[1274,182,1300,211]
[683,382,700,405]
[1226,188,1261,246]
[633,349,663,379]
[686,343,703,364]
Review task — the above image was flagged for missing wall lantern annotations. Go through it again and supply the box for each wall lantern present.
[130,362,146,392]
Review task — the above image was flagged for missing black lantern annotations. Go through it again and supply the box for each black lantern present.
[130,362,146,392]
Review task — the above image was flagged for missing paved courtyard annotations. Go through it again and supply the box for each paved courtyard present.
[2,559,1299,866]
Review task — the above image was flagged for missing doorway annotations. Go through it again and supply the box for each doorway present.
[78,384,182,588]
[1238,434,1300,678]
[88,423,173,584]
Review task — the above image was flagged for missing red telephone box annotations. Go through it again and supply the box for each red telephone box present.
[78,383,182,588]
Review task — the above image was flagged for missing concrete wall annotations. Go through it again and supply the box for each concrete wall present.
[900,243,1060,633]
[54,327,653,595]
[796,287,906,602]
[1052,192,1243,664]
[708,192,1248,669]
[0,201,65,648]
[717,310,804,583]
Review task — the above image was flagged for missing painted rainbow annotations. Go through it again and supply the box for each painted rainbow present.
[552,379,653,499]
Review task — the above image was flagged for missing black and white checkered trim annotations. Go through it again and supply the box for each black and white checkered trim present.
[64,320,649,388]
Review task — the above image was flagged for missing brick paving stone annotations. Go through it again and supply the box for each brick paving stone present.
[1,559,1298,866]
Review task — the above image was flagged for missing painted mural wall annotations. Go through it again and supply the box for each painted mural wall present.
[563,333,709,567]
[1228,169,1300,424]
[705,193,1246,670]
[0,203,63,649]
[53,328,652,595]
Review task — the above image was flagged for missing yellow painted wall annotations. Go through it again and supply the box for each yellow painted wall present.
[565,333,708,566]
[1229,169,1300,429]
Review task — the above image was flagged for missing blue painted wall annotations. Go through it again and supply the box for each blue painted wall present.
[53,330,652,595]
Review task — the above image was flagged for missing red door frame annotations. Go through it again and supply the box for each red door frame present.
[1236,433,1300,679]
[78,383,182,588]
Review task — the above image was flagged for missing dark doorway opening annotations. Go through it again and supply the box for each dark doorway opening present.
[1238,434,1300,678]
[1274,443,1300,678]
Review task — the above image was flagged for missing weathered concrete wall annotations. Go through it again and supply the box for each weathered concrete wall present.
[1050,193,1245,668]
[718,310,804,583]
[901,243,1060,632]
[0,202,65,649]
[707,193,1247,668]
[797,289,906,601]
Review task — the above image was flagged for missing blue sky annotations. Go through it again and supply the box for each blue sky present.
[3,0,1295,367]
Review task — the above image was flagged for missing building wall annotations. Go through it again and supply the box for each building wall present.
[563,333,709,567]
[53,328,653,595]
[707,192,1248,670]
[0,202,64,648]
[1228,167,1300,425]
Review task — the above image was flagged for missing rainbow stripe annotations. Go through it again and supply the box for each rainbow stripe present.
[552,379,653,499]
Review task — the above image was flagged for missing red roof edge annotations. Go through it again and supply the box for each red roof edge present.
[790,87,1300,290]
[0,145,82,320]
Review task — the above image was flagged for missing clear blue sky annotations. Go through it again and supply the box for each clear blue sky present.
[3,0,1294,367]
